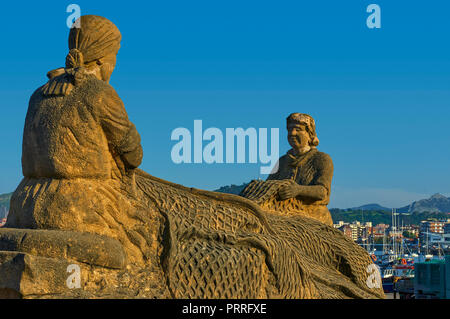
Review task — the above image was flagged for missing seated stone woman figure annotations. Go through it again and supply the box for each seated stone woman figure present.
[6,15,154,266]
[2,15,384,299]
[241,113,334,225]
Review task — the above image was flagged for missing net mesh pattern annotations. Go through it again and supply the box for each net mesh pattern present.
[239,179,305,214]
[135,170,384,299]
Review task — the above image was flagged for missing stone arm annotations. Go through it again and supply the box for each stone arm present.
[274,153,333,202]
[294,153,333,202]
[288,184,328,202]
[98,87,143,170]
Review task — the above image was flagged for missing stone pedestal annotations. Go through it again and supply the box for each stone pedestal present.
[0,228,127,298]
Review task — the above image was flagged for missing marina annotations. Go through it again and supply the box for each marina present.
[357,210,450,299]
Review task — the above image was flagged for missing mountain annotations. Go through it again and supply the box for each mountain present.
[346,194,450,213]
[214,183,249,195]
[0,193,12,219]
[215,182,450,214]
[215,182,450,225]
[329,193,450,225]
[397,193,450,213]
[329,208,450,226]
[349,203,391,212]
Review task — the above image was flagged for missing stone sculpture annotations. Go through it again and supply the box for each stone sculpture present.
[0,15,384,299]
[240,113,334,225]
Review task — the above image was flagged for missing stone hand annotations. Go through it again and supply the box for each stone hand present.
[277,183,301,201]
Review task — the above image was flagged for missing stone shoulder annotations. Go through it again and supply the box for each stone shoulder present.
[310,150,333,171]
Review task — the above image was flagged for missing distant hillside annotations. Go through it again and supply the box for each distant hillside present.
[215,183,249,195]
[397,193,450,213]
[330,209,392,225]
[350,203,391,211]
[331,208,450,225]
[216,182,450,213]
[348,194,450,214]
[215,182,450,225]
[0,193,12,219]
[0,193,12,208]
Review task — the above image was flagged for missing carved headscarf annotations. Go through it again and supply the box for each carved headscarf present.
[43,15,122,96]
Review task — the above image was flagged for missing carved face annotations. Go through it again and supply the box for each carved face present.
[287,123,311,152]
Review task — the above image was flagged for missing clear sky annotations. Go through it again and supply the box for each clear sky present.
[0,1,449,208]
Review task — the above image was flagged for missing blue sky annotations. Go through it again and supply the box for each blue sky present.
[0,1,449,208]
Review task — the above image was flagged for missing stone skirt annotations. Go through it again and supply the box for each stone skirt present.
[6,176,161,265]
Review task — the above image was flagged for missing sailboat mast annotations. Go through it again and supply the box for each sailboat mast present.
[392,208,396,259]
[392,209,394,258]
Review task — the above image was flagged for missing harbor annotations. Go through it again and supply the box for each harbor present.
[354,210,450,299]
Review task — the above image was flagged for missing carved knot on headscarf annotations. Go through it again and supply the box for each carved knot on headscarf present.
[42,15,122,96]
[64,48,88,86]
[66,48,84,69]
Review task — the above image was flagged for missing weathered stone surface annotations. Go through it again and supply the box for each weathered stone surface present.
[0,251,72,298]
[0,228,126,269]
[0,249,170,299]
[0,15,385,299]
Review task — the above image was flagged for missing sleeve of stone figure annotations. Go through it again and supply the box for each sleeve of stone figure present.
[98,86,143,169]
[312,153,334,197]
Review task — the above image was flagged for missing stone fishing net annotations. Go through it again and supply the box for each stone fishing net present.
[135,169,384,299]
[240,179,306,215]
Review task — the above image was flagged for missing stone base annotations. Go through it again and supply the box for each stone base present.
[0,228,126,269]
[0,251,74,298]
[0,228,169,299]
